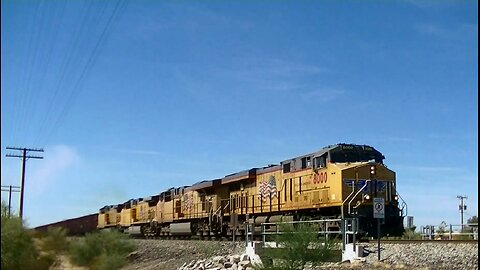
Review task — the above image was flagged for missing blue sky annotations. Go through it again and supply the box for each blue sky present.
[1,0,477,229]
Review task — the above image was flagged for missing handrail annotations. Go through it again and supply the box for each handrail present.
[347,180,371,215]
[214,200,230,216]
[261,218,342,226]
[342,168,362,218]
[342,180,356,218]
[257,218,359,250]
[391,184,408,217]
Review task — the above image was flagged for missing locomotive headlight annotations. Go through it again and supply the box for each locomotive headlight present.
[364,194,370,200]
[394,195,399,201]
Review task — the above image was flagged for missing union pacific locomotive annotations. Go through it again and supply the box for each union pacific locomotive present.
[97,144,406,238]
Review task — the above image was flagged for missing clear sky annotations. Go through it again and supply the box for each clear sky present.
[1,0,477,229]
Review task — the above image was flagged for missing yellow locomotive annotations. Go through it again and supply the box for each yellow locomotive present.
[97,143,406,237]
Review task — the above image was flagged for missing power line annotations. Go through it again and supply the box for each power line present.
[42,0,126,146]
[11,1,42,144]
[22,0,49,145]
[7,1,126,146]
[1,185,21,218]
[27,1,67,146]
[5,147,44,222]
[34,0,96,145]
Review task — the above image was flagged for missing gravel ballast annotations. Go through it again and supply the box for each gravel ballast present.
[120,240,478,270]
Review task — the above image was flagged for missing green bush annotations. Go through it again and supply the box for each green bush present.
[259,223,338,270]
[69,230,135,270]
[1,201,134,270]
[41,227,68,252]
[1,202,41,270]
[36,253,57,270]
[402,228,422,240]
[92,253,129,270]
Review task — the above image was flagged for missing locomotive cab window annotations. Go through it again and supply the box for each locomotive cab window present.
[283,163,291,173]
[313,154,327,169]
[301,157,311,169]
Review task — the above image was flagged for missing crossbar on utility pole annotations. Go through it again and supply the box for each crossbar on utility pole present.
[5,147,44,221]
[1,185,21,217]
[457,195,467,232]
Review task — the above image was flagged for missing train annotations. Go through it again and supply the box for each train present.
[97,143,407,238]
[34,213,98,236]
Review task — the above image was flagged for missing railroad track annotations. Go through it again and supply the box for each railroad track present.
[375,239,478,244]
[130,235,478,244]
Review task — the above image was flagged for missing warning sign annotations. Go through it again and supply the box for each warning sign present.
[373,197,385,219]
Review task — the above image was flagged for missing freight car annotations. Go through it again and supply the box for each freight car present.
[35,213,98,236]
[97,143,407,238]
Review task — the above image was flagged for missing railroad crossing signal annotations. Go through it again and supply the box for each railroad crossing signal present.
[373,197,385,219]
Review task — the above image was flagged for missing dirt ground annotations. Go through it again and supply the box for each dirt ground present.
[50,255,88,270]
[121,239,245,270]
[50,239,245,270]
[50,239,478,270]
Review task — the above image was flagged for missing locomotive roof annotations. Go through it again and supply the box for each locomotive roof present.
[143,195,160,202]
[281,143,381,163]
[256,164,281,174]
[189,179,222,191]
[160,187,175,194]
[99,203,124,213]
[222,168,257,184]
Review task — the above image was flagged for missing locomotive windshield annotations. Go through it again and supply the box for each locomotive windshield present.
[329,145,384,164]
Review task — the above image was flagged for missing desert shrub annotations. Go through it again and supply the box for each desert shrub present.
[1,202,40,270]
[454,234,474,240]
[92,253,129,270]
[33,226,69,269]
[41,227,68,252]
[69,230,135,270]
[259,223,338,270]
[36,253,57,270]
[402,228,422,240]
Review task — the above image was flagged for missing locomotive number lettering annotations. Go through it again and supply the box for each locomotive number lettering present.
[313,172,328,184]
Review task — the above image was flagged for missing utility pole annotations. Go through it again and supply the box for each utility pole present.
[457,195,467,232]
[5,147,44,221]
[1,185,21,217]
